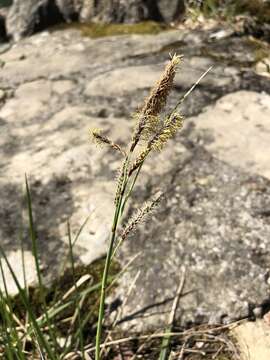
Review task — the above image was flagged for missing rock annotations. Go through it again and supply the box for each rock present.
[5,0,166,41]
[52,79,75,94]
[113,146,270,330]
[6,0,79,41]
[6,0,48,41]
[85,57,236,97]
[232,320,270,360]
[253,306,263,319]
[0,102,130,281]
[0,26,270,332]
[0,250,38,295]
[192,91,270,179]
[158,0,185,22]
[256,57,270,78]
[0,89,5,100]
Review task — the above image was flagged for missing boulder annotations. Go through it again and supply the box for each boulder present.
[158,0,185,22]
[6,0,68,41]
[0,26,270,330]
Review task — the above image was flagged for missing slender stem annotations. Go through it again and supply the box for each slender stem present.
[95,198,124,359]
[120,162,143,218]
[95,229,116,360]
[172,66,213,114]
[95,159,130,359]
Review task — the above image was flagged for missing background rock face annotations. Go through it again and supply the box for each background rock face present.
[0,26,270,327]
[4,0,176,40]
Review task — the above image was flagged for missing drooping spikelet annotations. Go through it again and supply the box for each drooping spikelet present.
[91,128,126,156]
[121,192,163,241]
[130,54,182,152]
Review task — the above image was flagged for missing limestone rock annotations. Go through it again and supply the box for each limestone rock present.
[114,146,270,330]
[6,0,49,41]
[158,0,185,22]
[0,250,38,295]
[192,91,270,179]
[255,57,270,78]
[0,27,270,331]
[233,320,270,360]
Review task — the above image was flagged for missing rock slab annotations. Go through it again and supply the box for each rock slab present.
[0,27,270,330]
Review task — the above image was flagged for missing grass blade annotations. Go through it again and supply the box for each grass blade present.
[0,246,56,359]
[158,269,186,360]
[25,175,59,354]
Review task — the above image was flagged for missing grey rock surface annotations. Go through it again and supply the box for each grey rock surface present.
[114,146,270,330]
[192,91,270,179]
[158,0,185,22]
[0,26,270,329]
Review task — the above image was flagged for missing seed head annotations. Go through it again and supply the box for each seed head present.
[130,54,182,152]
[149,112,184,151]
[121,192,163,241]
[91,128,126,156]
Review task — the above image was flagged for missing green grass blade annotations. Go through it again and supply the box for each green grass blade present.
[51,215,91,306]
[0,259,25,360]
[0,289,16,360]
[158,327,171,360]
[158,270,186,360]
[0,246,57,360]
[62,222,85,358]
[25,175,59,355]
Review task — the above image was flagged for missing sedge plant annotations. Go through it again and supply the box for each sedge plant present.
[92,54,211,359]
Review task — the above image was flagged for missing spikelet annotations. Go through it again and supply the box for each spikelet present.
[114,158,129,205]
[91,128,126,156]
[128,148,150,176]
[121,192,163,241]
[140,115,161,141]
[149,112,184,151]
[130,54,182,152]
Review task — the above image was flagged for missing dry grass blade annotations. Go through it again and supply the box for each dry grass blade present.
[159,268,186,360]
[169,268,186,326]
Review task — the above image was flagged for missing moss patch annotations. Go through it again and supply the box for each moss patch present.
[52,21,170,38]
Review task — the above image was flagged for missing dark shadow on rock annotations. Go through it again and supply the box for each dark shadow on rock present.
[116,296,175,325]
[33,0,78,35]
[0,175,82,279]
[0,12,7,42]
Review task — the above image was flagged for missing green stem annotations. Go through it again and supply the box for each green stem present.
[95,229,116,360]
[120,162,143,217]
[95,200,123,359]
[95,159,130,359]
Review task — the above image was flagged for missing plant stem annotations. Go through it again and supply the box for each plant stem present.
[95,229,116,360]
[95,161,130,359]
